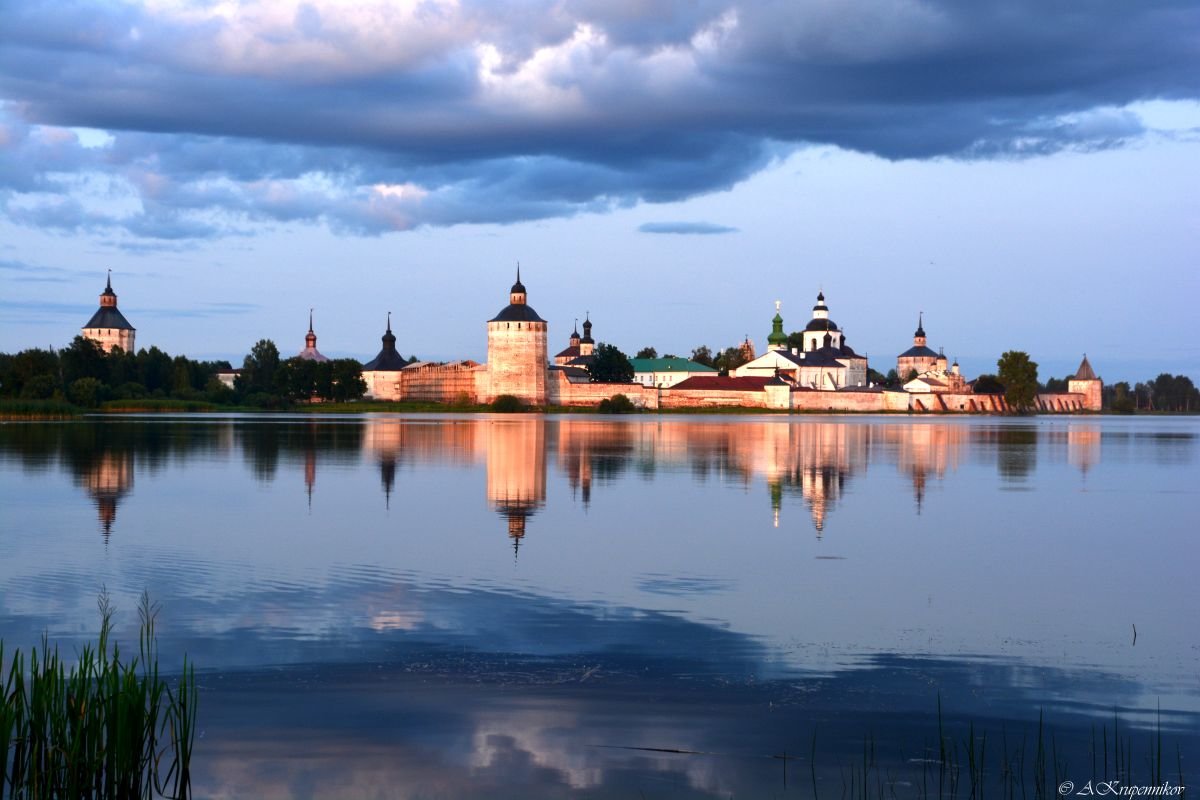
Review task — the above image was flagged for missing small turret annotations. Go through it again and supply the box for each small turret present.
[509,264,527,305]
[100,270,117,308]
[767,300,787,350]
[580,314,594,356]
[297,308,329,362]
[914,313,927,347]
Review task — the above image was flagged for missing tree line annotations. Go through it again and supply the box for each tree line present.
[0,337,366,408]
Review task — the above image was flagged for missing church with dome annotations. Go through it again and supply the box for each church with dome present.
[734,292,868,390]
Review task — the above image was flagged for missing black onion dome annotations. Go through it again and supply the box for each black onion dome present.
[511,277,526,294]
[804,317,839,332]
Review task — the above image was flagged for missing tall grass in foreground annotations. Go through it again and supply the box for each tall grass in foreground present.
[806,696,1186,800]
[0,593,196,799]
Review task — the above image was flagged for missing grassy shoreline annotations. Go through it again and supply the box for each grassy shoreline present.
[3,397,1194,419]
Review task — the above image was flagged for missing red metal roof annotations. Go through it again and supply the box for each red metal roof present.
[671,375,774,391]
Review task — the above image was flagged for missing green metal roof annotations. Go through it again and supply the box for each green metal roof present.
[630,357,717,373]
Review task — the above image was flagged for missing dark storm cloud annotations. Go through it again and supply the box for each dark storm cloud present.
[0,0,1196,238]
[639,221,739,235]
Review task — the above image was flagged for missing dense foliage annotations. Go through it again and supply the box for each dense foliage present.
[589,343,634,383]
[0,336,366,409]
[0,337,232,408]
[997,351,1039,412]
[597,394,636,414]
[689,344,751,373]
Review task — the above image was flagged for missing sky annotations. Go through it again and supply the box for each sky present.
[1,0,1198,383]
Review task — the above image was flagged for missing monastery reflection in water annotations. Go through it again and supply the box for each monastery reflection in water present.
[24,417,1108,544]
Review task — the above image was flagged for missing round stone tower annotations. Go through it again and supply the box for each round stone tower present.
[486,267,548,405]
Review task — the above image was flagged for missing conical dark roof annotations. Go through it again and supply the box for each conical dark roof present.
[1073,355,1097,381]
[84,306,134,330]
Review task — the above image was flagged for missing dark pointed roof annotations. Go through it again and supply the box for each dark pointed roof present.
[898,345,939,359]
[1073,355,1097,381]
[915,312,926,338]
[580,314,594,343]
[84,306,134,330]
[511,264,526,295]
[84,272,134,330]
[491,304,546,323]
[363,313,409,371]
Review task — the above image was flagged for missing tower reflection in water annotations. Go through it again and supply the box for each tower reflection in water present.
[486,419,546,554]
[78,451,134,540]
[28,417,1104,542]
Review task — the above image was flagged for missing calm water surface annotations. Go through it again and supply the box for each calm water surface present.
[1,414,1197,798]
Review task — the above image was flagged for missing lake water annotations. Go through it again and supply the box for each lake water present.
[1,414,1197,798]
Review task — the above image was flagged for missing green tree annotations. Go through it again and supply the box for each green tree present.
[237,339,281,395]
[589,343,634,383]
[973,374,1004,394]
[885,369,900,388]
[1151,373,1197,411]
[1109,381,1135,414]
[597,394,636,414]
[1,348,60,397]
[20,373,59,400]
[997,351,1039,412]
[329,359,366,402]
[690,346,714,367]
[276,357,318,402]
[713,346,750,373]
[60,336,109,385]
[635,347,658,359]
[68,377,109,408]
[137,346,174,393]
[1044,375,1068,392]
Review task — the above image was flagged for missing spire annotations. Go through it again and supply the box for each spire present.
[308,308,314,334]
[509,263,527,300]
[1073,354,1097,381]
[915,312,925,339]
[99,270,118,307]
[381,312,396,347]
